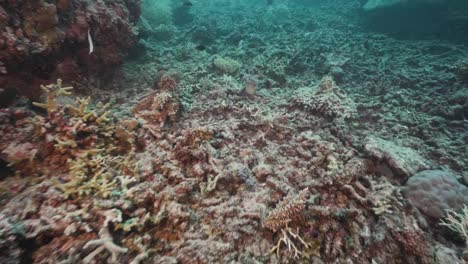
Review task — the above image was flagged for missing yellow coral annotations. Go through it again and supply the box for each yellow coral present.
[68,97,111,125]
[58,149,137,199]
[33,79,73,115]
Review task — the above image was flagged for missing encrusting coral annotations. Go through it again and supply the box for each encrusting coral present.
[58,149,137,199]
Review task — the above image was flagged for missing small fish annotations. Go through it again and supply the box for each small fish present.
[195,45,206,51]
[183,1,193,7]
[87,29,94,54]
[266,0,274,5]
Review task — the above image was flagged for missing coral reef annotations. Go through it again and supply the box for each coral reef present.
[0,0,467,263]
[82,209,128,263]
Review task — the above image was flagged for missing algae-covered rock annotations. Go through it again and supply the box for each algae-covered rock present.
[364,136,430,178]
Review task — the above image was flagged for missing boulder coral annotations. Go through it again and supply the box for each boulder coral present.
[403,170,468,219]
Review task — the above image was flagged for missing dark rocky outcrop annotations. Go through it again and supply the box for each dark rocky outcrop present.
[0,0,142,99]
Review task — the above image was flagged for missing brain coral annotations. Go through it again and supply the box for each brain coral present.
[402,170,468,219]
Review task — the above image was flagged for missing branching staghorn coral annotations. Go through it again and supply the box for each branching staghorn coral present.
[67,97,111,126]
[440,205,468,256]
[1,80,120,176]
[34,83,133,160]
[83,209,128,263]
[271,227,310,259]
[58,148,137,199]
[33,79,73,115]
[263,188,313,259]
[30,80,138,197]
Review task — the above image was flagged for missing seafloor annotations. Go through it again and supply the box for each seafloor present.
[0,1,467,263]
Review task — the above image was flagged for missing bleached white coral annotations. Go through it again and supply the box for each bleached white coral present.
[440,205,468,254]
[83,209,128,263]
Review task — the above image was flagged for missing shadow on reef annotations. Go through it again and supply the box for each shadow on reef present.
[363,3,468,43]
[0,160,13,180]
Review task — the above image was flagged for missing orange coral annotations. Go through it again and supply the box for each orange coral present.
[133,75,181,135]
[263,189,313,259]
[133,90,180,131]
[263,188,310,231]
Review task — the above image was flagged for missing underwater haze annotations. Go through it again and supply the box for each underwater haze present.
[0,0,468,263]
